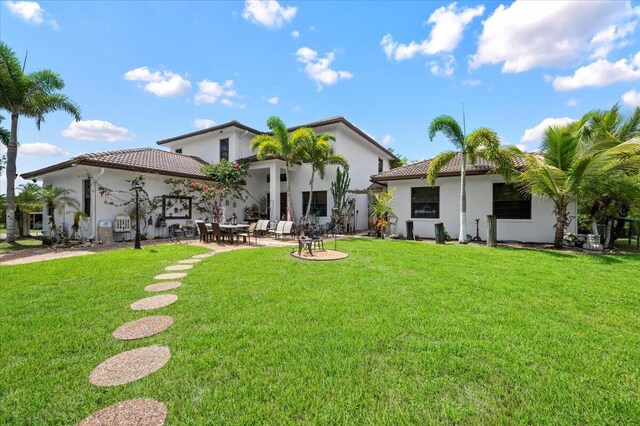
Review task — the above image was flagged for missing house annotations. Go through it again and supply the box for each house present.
[21,116,397,239]
[370,153,577,243]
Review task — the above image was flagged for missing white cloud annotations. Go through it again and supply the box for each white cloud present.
[622,89,640,107]
[428,54,456,77]
[192,118,216,129]
[267,96,279,105]
[381,135,395,146]
[62,120,132,142]
[566,98,580,107]
[194,80,239,106]
[290,30,300,38]
[242,0,297,29]
[552,54,640,90]
[470,0,639,73]
[295,47,353,90]
[381,3,484,61]
[5,1,57,29]
[18,142,69,157]
[124,66,191,97]
[461,79,482,86]
[520,117,576,143]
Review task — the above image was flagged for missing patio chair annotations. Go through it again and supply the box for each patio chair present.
[237,222,258,244]
[256,220,269,236]
[195,220,213,243]
[276,221,294,239]
[210,222,230,243]
[269,221,284,238]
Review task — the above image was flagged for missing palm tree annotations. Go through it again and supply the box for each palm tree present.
[294,128,349,221]
[36,186,80,237]
[370,188,395,238]
[517,119,640,248]
[427,115,516,243]
[249,116,306,221]
[0,42,81,243]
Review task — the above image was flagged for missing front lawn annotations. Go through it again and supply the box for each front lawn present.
[1,240,639,424]
[0,237,43,254]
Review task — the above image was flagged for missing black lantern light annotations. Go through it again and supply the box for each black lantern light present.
[132,183,143,249]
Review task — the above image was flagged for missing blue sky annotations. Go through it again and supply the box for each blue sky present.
[2,0,640,189]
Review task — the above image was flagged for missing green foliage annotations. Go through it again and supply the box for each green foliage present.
[36,186,80,235]
[387,147,408,169]
[330,167,351,215]
[370,188,395,222]
[200,159,249,197]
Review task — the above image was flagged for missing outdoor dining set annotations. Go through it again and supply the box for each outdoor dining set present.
[192,219,299,245]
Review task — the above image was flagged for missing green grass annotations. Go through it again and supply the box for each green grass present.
[1,240,639,424]
[0,237,43,254]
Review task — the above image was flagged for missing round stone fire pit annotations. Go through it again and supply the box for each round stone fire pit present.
[291,249,348,261]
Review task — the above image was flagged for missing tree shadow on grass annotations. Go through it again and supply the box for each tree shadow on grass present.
[495,245,631,264]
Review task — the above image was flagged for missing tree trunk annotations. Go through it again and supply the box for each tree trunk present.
[48,202,58,237]
[604,218,613,248]
[553,203,568,249]
[591,217,598,235]
[305,169,316,223]
[284,165,295,221]
[5,113,19,243]
[486,215,497,247]
[459,152,468,243]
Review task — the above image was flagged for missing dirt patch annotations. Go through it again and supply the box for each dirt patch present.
[291,249,349,261]
[164,264,193,271]
[131,295,178,311]
[89,345,170,387]
[154,272,187,280]
[177,259,201,264]
[78,398,167,425]
[112,316,173,341]
[144,281,182,292]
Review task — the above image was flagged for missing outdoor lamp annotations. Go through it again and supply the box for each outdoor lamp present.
[132,183,143,249]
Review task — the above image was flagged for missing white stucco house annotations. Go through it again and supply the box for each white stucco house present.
[370,154,577,243]
[22,116,397,240]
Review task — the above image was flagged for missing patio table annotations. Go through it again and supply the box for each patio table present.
[219,224,250,244]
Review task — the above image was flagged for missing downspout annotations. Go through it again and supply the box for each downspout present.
[91,167,105,240]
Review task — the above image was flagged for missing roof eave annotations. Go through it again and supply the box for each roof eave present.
[156,121,261,145]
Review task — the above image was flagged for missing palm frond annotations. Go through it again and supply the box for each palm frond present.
[426,150,457,185]
[428,115,465,149]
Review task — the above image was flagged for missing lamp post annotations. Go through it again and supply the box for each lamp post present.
[132,183,143,249]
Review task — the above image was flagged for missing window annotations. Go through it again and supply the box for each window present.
[493,183,531,219]
[82,179,91,216]
[378,158,384,173]
[266,173,287,183]
[302,191,328,217]
[175,148,182,154]
[411,187,439,218]
[220,138,229,161]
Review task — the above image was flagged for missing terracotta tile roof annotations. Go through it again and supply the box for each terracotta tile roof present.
[22,148,212,180]
[371,152,526,181]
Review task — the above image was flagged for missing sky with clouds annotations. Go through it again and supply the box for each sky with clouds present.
[2,0,640,191]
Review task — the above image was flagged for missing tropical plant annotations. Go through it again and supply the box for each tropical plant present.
[15,183,43,237]
[36,186,80,237]
[370,188,396,237]
[294,129,349,221]
[387,147,408,169]
[517,118,640,248]
[250,116,306,221]
[0,42,81,243]
[0,114,8,178]
[330,167,351,216]
[427,115,517,243]
[71,211,89,240]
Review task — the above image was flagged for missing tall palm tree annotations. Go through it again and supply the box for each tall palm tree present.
[427,115,516,243]
[249,116,306,221]
[36,186,80,237]
[294,128,349,221]
[0,42,81,243]
[517,118,640,248]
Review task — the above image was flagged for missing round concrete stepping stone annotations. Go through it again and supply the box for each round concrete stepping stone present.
[145,281,182,292]
[79,398,167,425]
[131,295,178,311]
[154,272,187,280]
[165,264,193,271]
[89,345,170,387]
[178,258,201,264]
[112,316,173,341]
[192,252,215,259]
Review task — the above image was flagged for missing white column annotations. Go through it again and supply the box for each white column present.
[269,163,281,222]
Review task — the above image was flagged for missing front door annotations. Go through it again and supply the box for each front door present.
[280,192,288,220]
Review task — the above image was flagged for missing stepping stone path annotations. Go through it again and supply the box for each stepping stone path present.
[145,281,182,292]
[192,252,216,259]
[165,264,193,271]
[154,272,187,280]
[83,250,214,423]
[89,345,171,387]
[131,294,178,311]
[113,316,174,341]
[78,398,167,426]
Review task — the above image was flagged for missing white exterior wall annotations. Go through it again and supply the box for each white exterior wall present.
[42,166,212,240]
[386,174,577,243]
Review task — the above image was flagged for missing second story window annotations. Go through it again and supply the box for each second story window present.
[378,158,384,173]
[175,148,182,154]
[220,138,229,161]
